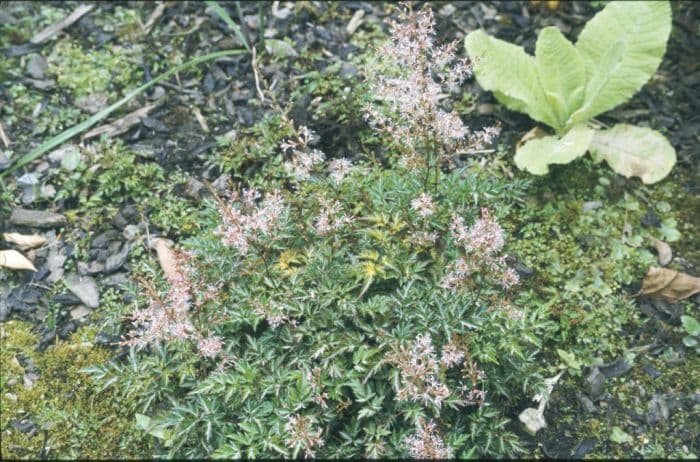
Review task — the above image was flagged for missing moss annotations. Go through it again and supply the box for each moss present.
[0,321,152,459]
[47,40,144,99]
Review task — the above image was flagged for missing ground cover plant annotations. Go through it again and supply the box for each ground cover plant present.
[1,1,698,459]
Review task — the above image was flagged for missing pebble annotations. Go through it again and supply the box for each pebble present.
[599,356,634,378]
[91,230,118,249]
[585,367,605,400]
[45,248,67,283]
[642,364,662,379]
[0,151,10,170]
[17,172,40,187]
[26,54,48,79]
[70,305,91,321]
[104,242,130,274]
[646,394,670,425]
[122,224,141,241]
[65,274,100,308]
[576,392,596,413]
[10,208,66,228]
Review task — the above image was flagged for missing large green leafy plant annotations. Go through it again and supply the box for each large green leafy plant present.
[465,1,675,183]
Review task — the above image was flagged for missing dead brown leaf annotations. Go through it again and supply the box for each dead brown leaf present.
[516,127,549,150]
[3,232,47,251]
[0,250,37,271]
[151,238,178,283]
[636,266,700,303]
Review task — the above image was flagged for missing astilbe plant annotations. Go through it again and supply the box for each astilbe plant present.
[364,4,501,188]
[95,5,552,460]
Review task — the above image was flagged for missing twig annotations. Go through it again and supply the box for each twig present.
[143,2,167,36]
[30,4,95,44]
[251,47,266,104]
[82,103,160,140]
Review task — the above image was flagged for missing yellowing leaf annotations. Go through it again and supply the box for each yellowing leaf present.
[535,27,586,129]
[589,124,676,184]
[3,232,48,250]
[0,249,38,271]
[636,267,700,303]
[514,124,594,175]
[574,1,672,121]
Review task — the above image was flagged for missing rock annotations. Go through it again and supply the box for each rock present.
[641,210,661,228]
[74,92,108,114]
[28,78,56,90]
[573,438,596,458]
[40,184,56,199]
[70,305,91,321]
[23,372,40,389]
[10,208,66,228]
[48,144,80,165]
[21,187,37,205]
[0,151,10,170]
[514,262,535,278]
[104,242,129,274]
[642,364,662,379]
[0,288,10,321]
[112,204,138,230]
[646,394,669,425]
[26,54,48,79]
[77,260,105,275]
[36,329,56,351]
[59,321,77,339]
[45,248,67,283]
[585,367,605,400]
[103,272,131,290]
[52,293,83,305]
[32,266,50,282]
[339,62,358,79]
[122,224,141,241]
[17,172,40,187]
[576,392,596,413]
[599,355,634,378]
[91,230,118,249]
[65,274,100,308]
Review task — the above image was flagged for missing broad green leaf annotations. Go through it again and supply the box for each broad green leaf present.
[610,426,633,444]
[535,27,585,132]
[681,315,700,336]
[566,40,625,127]
[265,39,299,59]
[588,124,676,184]
[465,30,558,129]
[573,1,671,121]
[514,124,594,175]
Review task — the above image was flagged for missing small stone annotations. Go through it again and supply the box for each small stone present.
[599,355,634,378]
[17,172,40,187]
[59,321,77,339]
[576,392,596,413]
[70,305,91,321]
[52,293,83,305]
[65,274,100,308]
[77,260,105,275]
[21,187,37,205]
[103,272,131,290]
[582,201,603,212]
[74,92,108,114]
[339,62,358,79]
[91,230,118,249]
[23,372,40,389]
[646,394,669,425]
[0,151,10,170]
[45,248,67,283]
[585,367,605,400]
[642,364,662,379]
[439,4,456,16]
[641,210,661,228]
[26,54,48,79]
[10,208,66,228]
[104,242,130,274]
[48,144,80,165]
[573,438,596,458]
[122,224,141,241]
[40,184,56,199]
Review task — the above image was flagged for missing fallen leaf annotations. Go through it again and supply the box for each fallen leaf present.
[650,237,672,266]
[151,238,178,283]
[0,249,37,271]
[636,267,700,303]
[3,232,47,250]
[516,126,549,150]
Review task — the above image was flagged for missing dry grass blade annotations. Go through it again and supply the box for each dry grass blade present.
[83,103,159,140]
[30,4,95,44]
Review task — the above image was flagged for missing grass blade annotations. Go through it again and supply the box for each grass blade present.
[206,1,251,52]
[3,49,246,176]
